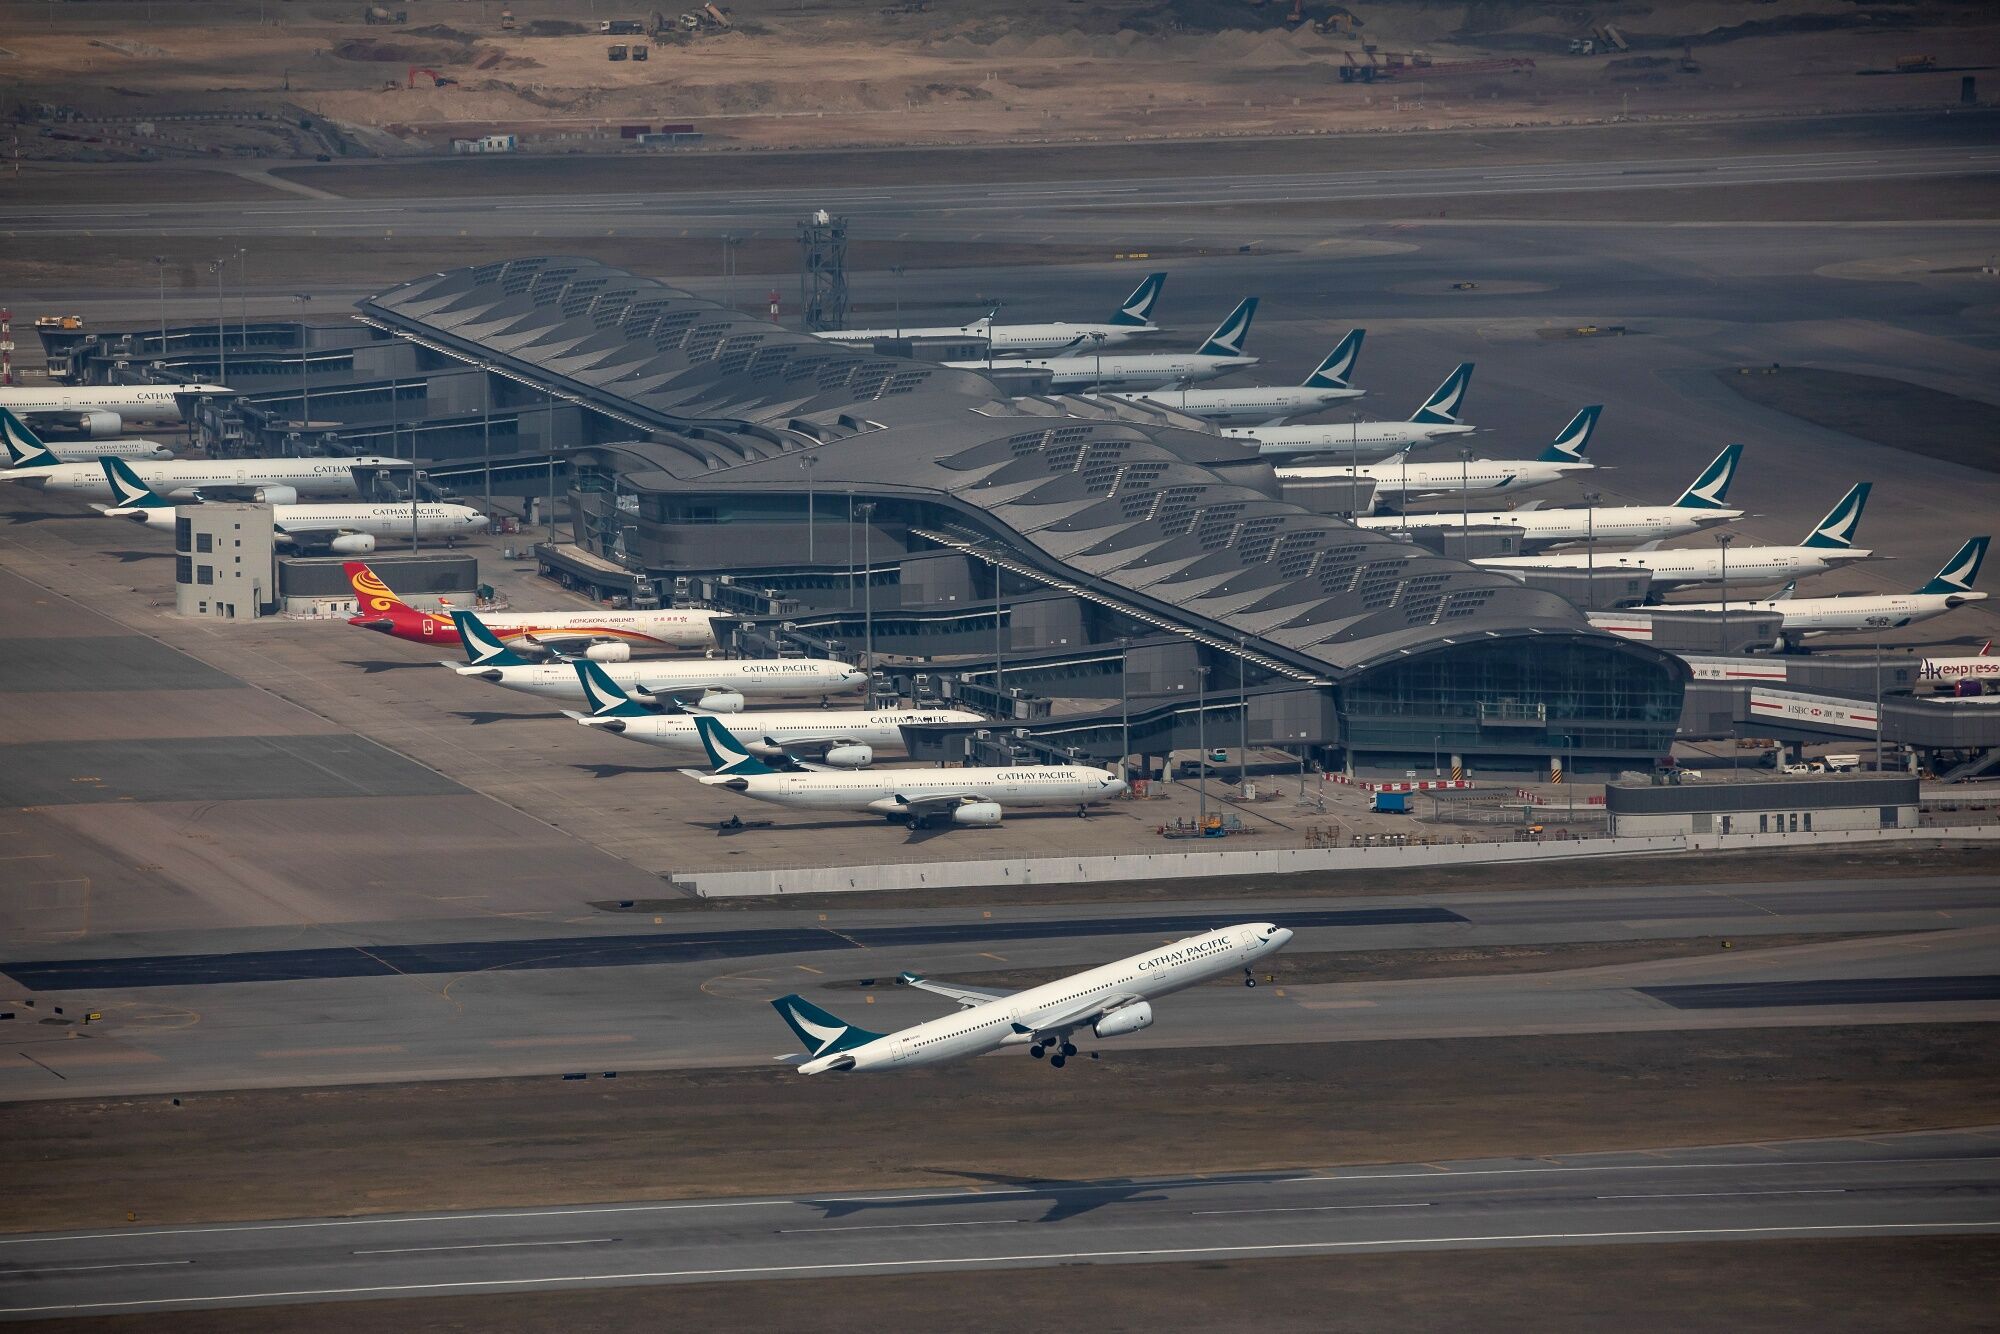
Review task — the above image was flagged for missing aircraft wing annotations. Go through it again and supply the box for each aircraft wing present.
[1013,992,1147,1037]
[897,971,1008,1009]
[895,791,991,815]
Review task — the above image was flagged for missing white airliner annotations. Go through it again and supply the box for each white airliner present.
[1920,642,1997,690]
[1356,444,1744,548]
[0,407,171,468]
[690,714,1125,828]
[1225,362,1476,460]
[447,611,865,706]
[563,660,981,766]
[1280,405,1600,507]
[93,458,482,554]
[1643,537,1987,646]
[771,922,1294,1073]
[951,298,1259,391]
[344,561,730,655]
[1105,328,1365,426]
[18,447,406,501]
[819,272,1167,354]
[0,381,232,436]
[1480,483,1874,591]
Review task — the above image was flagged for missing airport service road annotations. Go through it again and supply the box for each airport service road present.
[4,148,1994,238]
[4,881,1997,1101]
[0,1129,1993,1317]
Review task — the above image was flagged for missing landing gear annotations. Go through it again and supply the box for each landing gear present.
[1060,1041,1077,1057]
[1050,1053,1067,1068]
[1029,1044,1045,1059]
[1076,804,1089,818]
[906,814,929,831]
[1244,968,1258,988]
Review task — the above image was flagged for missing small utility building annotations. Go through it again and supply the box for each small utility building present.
[1605,775,1919,837]
[174,503,275,620]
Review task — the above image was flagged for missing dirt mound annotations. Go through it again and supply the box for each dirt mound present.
[333,38,468,65]
[522,19,588,37]
[403,24,475,43]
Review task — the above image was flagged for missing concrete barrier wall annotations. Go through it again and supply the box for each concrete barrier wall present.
[670,825,2000,898]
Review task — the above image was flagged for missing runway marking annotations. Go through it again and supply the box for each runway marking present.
[0,1260,191,1277]
[776,1220,1021,1234]
[15,1155,1994,1249]
[1596,1189,1847,1200]
[1192,1203,1433,1216]
[9,1223,1997,1315]
[257,1044,409,1059]
[488,1034,634,1048]
[352,1239,617,1256]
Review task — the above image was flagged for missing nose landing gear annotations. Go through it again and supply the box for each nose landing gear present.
[1244,967,1258,988]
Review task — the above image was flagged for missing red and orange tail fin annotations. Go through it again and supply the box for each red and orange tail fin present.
[346,561,413,616]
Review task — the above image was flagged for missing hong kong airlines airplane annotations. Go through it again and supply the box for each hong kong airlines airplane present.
[345,562,728,658]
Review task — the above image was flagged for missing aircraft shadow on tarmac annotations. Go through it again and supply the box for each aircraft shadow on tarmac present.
[3,509,67,525]
[572,762,665,779]
[449,709,551,725]
[811,1169,1303,1224]
[343,659,444,675]
[103,549,172,563]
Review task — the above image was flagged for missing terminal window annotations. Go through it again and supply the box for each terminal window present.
[197,566,214,586]
[196,533,213,553]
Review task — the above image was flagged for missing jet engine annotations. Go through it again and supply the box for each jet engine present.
[1093,1001,1154,1039]
[328,533,377,555]
[692,691,745,714]
[250,485,298,505]
[820,744,873,769]
[584,642,631,663]
[950,801,1003,826]
[72,410,124,439]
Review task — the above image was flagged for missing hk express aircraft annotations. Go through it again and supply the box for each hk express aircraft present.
[92,458,483,554]
[688,714,1125,827]
[344,561,728,656]
[564,659,980,767]
[771,923,1294,1073]
[444,610,864,706]
[0,407,171,467]
[0,380,232,437]
[819,272,1167,354]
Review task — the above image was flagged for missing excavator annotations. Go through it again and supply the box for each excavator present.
[406,67,460,89]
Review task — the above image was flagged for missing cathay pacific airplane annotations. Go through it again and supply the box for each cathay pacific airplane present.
[0,407,171,469]
[1225,362,1476,460]
[1107,328,1365,425]
[1481,483,1875,590]
[1281,405,1601,506]
[18,446,405,501]
[819,272,1167,354]
[0,380,232,436]
[1357,443,1744,548]
[446,611,865,706]
[689,714,1124,827]
[93,458,483,554]
[564,659,981,766]
[772,923,1294,1073]
[1644,536,1987,646]
[951,298,1259,391]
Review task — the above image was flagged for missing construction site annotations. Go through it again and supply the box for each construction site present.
[2,0,1996,165]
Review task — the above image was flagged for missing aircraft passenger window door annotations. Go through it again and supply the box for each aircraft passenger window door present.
[1719,815,1731,835]
[1789,813,1800,833]
[1759,814,1768,834]
[1803,813,1813,832]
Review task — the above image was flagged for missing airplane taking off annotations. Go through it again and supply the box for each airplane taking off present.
[0,381,232,437]
[1106,328,1366,426]
[1355,444,1745,548]
[1280,405,1601,506]
[446,610,865,705]
[819,272,1168,355]
[951,298,1259,391]
[93,458,483,554]
[563,660,982,766]
[689,714,1125,827]
[0,407,172,469]
[771,923,1294,1073]
[344,561,728,655]
[1224,362,1476,460]
[1480,483,1875,590]
[1642,536,1988,647]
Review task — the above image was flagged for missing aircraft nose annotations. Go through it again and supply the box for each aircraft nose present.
[1103,775,1128,797]
[1261,925,1294,948]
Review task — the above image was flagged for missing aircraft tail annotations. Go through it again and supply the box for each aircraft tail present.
[693,713,780,775]
[99,456,173,509]
[573,660,654,718]
[1108,271,1167,328]
[1536,406,1602,463]
[1303,328,1365,390]
[1799,482,1871,550]
[0,408,60,469]
[1409,362,1474,425]
[1196,297,1258,358]
[345,561,417,617]
[1672,444,1743,509]
[449,610,533,666]
[1917,536,1989,595]
[1772,580,1798,603]
[770,994,885,1058]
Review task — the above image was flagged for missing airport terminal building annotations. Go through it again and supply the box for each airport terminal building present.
[67,256,1693,772]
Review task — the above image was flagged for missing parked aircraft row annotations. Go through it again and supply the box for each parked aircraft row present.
[821,272,1169,355]
[1279,403,1600,505]
[2,408,171,464]
[0,380,231,438]
[1645,538,1989,645]
[346,561,728,655]
[3,410,404,500]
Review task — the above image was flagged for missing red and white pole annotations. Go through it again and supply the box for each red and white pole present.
[0,308,13,386]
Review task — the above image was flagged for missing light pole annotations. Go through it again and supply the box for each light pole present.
[479,363,492,510]
[721,234,739,312]
[1432,732,1441,778]
[1717,532,1736,652]
[293,295,312,447]
[845,489,855,607]
[890,262,906,336]
[1873,638,1883,773]
[1119,637,1131,785]
[801,453,818,563]
[236,246,248,357]
[1582,490,1600,606]
[406,421,419,552]
[1458,446,1472,546]
[1348,410,1360,516]
[1089,331,1107,392]
[1195,663,1211,831]
[213,256,227,383]
[545,391,558,544]
[153,255,168,359]
[993,557,1005,714]
[855,501,876,674]
[1237,634,1248,788]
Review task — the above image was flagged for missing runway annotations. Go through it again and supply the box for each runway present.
[5,147,1995,238]
[1,1128,1992,1317]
